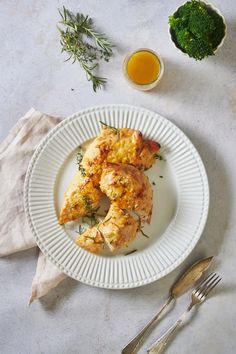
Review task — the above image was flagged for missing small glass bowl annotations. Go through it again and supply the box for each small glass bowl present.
[123,48,164,91]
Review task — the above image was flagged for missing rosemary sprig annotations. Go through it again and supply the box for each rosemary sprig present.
[58,6,114,92]
[100,121,119,135]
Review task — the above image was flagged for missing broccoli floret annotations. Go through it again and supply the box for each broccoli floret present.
[189,5,215,38]
[175,29,192,51]
[178,2,192,18]
[186,38,214,60]
[168,0,225,60]
[169,16,184,32]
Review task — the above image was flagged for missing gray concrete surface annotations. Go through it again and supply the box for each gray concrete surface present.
[0,1,236,353]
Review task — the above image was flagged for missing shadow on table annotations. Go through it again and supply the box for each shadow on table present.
[1,247,79,311]
[211,19,236,70]
[39,276,79,312]
[148,57,212,99]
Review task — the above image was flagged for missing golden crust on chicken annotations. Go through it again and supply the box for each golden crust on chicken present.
[75,227,105,254]
[81,127,114,184]
[81,126,160,182]
[59,124,160,242]
[139,140,161,170]
[76,205,138,253]
[100,205,138,251]
[100,163,153,223]
[59,171,102,225]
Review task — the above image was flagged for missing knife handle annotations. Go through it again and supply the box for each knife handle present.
[121,296,173,354]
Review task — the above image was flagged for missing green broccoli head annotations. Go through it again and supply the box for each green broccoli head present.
[189,4,215,38]
[186,37,214,60]
[175,29,213,59]
[169,0,225,60]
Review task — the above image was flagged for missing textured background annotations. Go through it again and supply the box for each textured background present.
[0,0,236,353]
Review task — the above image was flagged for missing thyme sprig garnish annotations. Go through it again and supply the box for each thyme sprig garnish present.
[58,6,114,92]
[76,147,86,176]
[75,209,100,236]
[82,195,93,212]
[86,207,100,226]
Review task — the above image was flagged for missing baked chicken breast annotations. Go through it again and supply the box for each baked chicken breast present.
[100,163,153,223]
[76,205,139,253]
[59,124,160,226]
[58,172,102,225]
[81,126,160,182]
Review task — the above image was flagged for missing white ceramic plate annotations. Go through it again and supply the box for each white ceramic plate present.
[24,105,209,289]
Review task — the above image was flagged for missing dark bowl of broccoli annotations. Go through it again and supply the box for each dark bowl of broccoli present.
[169,0,226,60]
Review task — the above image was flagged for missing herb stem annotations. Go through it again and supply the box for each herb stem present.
[58,7,114,92]
[140,229,150,238]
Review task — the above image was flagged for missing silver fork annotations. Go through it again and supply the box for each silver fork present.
[147,273,222,354]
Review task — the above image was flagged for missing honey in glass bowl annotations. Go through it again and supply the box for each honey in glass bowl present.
[123,49,164,91]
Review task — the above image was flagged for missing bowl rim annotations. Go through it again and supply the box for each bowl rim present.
[123,48,164,91]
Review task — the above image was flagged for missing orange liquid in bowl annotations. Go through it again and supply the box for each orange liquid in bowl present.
[127,50,161,85]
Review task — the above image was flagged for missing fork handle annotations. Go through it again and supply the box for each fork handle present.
[147,307,192,354]
[121,297,173,354]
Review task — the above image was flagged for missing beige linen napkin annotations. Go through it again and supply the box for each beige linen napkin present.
[0,108,67,303]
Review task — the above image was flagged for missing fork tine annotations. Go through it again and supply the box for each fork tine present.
[200,273,219,292]
[197,273,219,298]
[203,276,222,297]
[201,274,220,291]
[196,273,221,300]
[194,272,216,293]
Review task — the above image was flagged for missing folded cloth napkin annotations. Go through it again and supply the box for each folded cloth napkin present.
[0,108,67,303]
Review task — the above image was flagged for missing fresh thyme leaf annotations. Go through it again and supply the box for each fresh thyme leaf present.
[86,213,100,227]
[140,229,150,238]
[125,249,137,256]
[58,6,114,92]
[154,153,164,161]
[76,147,86,176]
[159,175,163,178]
[76,147,83,165]
[152,181,156,186]
[79,167,86,177]
[82,195,93,211]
